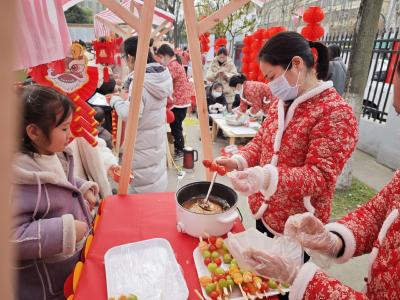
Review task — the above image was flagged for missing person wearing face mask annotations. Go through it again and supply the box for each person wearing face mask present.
[156,44,192,160]
[206,47,238,111]
[229,73,276,118]
[237,62,400,300]
[206,82,227,113]
[216,31,358,239]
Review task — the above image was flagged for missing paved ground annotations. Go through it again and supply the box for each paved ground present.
[165,116,395,291]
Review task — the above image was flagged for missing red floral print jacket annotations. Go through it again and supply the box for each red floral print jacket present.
[290,170,400,300]
[232,81,358,234]
[238,81,276,116]
[167,59,192,108]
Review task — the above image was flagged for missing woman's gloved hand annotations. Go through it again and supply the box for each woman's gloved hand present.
[228,166,269,196]
[243,248,299,285]
[284,212,343,257]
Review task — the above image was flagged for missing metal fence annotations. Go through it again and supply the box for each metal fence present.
[322,28,400,123]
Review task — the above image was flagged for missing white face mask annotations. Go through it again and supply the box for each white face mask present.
[267,62,301,101]
[212,91,223,98]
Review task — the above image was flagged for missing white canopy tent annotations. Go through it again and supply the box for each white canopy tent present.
[94,0,175,38]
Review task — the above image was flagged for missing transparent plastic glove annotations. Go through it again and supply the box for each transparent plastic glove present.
[284,212,343,257]
[243,248,299,285]
[229,166,269,196]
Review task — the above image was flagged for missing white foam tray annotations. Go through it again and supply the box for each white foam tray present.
[104,238,189,300]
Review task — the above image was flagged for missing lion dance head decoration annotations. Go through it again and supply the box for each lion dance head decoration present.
[29,42,100,146]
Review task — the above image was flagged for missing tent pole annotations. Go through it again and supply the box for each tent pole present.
[116,0,157,194]
[182,0,214,181]
[0,0,17,297]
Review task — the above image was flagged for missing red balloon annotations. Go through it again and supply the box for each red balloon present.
[303,6,325,24]
[241,63,249,73]
[166,109,175,123]
[301,23,324,41]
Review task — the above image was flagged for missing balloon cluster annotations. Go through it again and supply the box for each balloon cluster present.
[301,6,325,41]
[214,37,228,53]
[241,26,286,82]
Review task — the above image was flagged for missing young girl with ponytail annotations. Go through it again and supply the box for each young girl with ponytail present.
[217,32,359,238]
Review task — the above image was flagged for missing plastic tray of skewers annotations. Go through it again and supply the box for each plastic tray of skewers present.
[193,236,290,300]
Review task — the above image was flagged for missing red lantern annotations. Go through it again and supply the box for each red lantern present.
[243,35,254,46]
[241,63,249,73]
[257,73,265,82]
[269,26,286,38]
[249,62,258,72]
[248,72,257,81]
[262,30,270,40]
[303,6,325,24]
[242,46,250,54]
[250,51,259,62]
[252,40,263,50]
[166,109,175,123]
[253,29,264,40]
[301,23,324,41]
[242,56,251,63]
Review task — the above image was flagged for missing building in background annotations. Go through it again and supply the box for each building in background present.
[258,0,399,33]
[79,0,105,14]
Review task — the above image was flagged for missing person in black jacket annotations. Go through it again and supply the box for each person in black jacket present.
[206,82,227,113]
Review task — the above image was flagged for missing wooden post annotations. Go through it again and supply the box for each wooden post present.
[99,0,140,32]
[116,0,157,194]
[182,0,214,180]
[197,0,250,34]
[0,0,16,297]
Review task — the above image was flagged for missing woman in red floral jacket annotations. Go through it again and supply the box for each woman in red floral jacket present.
[157,44,192,159]
[229,73,276,117]
[217,32,358,237]
[235,56,400,300]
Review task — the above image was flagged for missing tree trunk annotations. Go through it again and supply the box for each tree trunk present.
[336,0,384,190]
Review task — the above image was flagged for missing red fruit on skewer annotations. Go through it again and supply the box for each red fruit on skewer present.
[209,163,219,172]
[217,166,227,176]
[202,159,212,168]
[208,236,217,244]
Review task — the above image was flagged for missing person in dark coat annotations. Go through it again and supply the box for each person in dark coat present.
[206,82,227,113]
[327,44,347,95]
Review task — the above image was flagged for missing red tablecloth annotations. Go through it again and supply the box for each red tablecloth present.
[73,193,246,300]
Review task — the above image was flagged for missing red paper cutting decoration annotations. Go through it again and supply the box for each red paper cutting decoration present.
[301,23,325,41]
[30,43,100,147]
[93,38,115,65]
[303,6,325,24]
